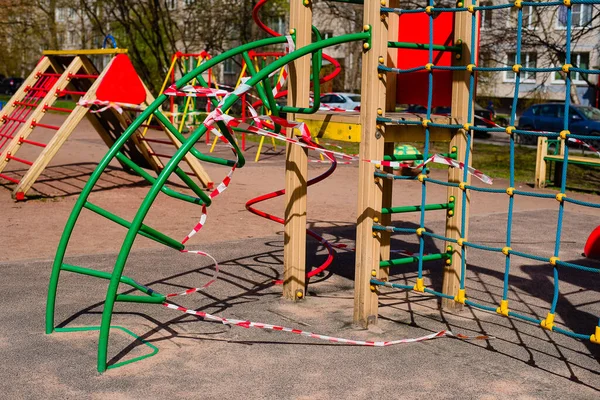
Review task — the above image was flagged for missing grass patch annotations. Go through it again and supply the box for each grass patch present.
[0,94,77,113]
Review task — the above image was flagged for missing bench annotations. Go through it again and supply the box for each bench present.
[535,137,600,188]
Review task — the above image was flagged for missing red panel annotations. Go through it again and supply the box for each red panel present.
[396,13,454,108]
[96,54,146,105]
[584,225,600,260]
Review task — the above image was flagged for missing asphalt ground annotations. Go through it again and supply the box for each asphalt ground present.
[1,210,599,399]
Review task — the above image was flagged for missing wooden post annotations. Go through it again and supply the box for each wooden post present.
[535,136,548,188]
[283,0,312,301]
[354,0,389,327]
[442,9,478,310]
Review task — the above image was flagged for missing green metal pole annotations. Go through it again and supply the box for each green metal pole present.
[381,202,453,214]
[380,252,448,268]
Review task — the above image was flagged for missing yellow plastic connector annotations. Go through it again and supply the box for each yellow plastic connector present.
[459,182,467,191]
[506,126,515,135]
[296,289,304,299]
[418,174,427,182]
[512,64,522,73]
[373,217,379,223]
[370,285,377,292]
[555,193,566,202]
[381,0,387,6]
[467,5,475,13]
[560,130,570,139]
[506,187,515,196]
[590,326,600,344]
[454,289,466,304]
[377,108,383,116]
[425,63,434,71]
[371,269,378,277]
[466,64,476,72]
[563,0,571,7]
[502,246,512,256]
[422,119,430,127]
[416,228,425,236]
[496,299,510,316]
[425,5,434,14]
[562,63,572,73]
[549,256,560,266]
[413,278,426,292]
[378,56,385,64]
[463,123,472,131]
[457,238,465,247]
[540,312,555,331]
[514,0,522,8]
[375,164,381,169]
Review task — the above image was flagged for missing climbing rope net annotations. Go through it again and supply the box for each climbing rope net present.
[372,0,599,344]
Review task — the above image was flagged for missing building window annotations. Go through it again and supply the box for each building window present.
[224,58,235,75]
[184,0,195,6]
[553,53,589,84]
[56,8,67,22]
[557,4,592,28]
[505,52,537,82]
[165,0,177,11]
[510,5,538,29]
[480,2,493,30]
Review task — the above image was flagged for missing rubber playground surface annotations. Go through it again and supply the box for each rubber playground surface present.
[1,116,599,398]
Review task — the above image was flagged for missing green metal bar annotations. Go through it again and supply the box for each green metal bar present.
[382,202,453,214]
[115,152,205,205]
[54,326,159,370]
[153,110,236,168]
[278,26,324,115]
[243,52,271,108]
[115,294,166,304]
[61,263,165,299]
[83,201,184,251]
[380,252,448,268]
[388,41,462,53]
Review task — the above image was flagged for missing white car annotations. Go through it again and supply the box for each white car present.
[319,92,361,111]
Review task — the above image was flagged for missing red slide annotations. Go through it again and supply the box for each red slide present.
[583,226,600,260]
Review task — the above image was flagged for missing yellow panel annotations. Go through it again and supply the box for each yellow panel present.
[43,49,128,56]
[298,115,362,142]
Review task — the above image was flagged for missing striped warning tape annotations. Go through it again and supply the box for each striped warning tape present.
[163,302,491,345]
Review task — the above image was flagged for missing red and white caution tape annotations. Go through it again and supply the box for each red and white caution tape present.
[77,99,145,114]
[164,85,230,98]
[365,154,493,184]
[163,302,490,345]
[567,137,600,157]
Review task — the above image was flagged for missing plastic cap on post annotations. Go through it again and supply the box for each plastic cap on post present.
[496,299,510,316]
[413,278,426,292]
[540,312,555,331]
[371,269,377,277]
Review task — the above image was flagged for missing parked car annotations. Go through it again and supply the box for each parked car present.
[0,77,24,95]
[403,103,497,137]
[319,92,361,111]
[517,103,600,147]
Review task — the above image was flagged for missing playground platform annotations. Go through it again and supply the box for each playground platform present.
[1,207,598,398]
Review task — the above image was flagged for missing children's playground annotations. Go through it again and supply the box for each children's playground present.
[1,0,599,397]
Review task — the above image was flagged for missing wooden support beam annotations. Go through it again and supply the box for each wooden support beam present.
[354,0,389,327]
[283,0,312,301]
[442,9,478,310]
[535,137,548,188]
